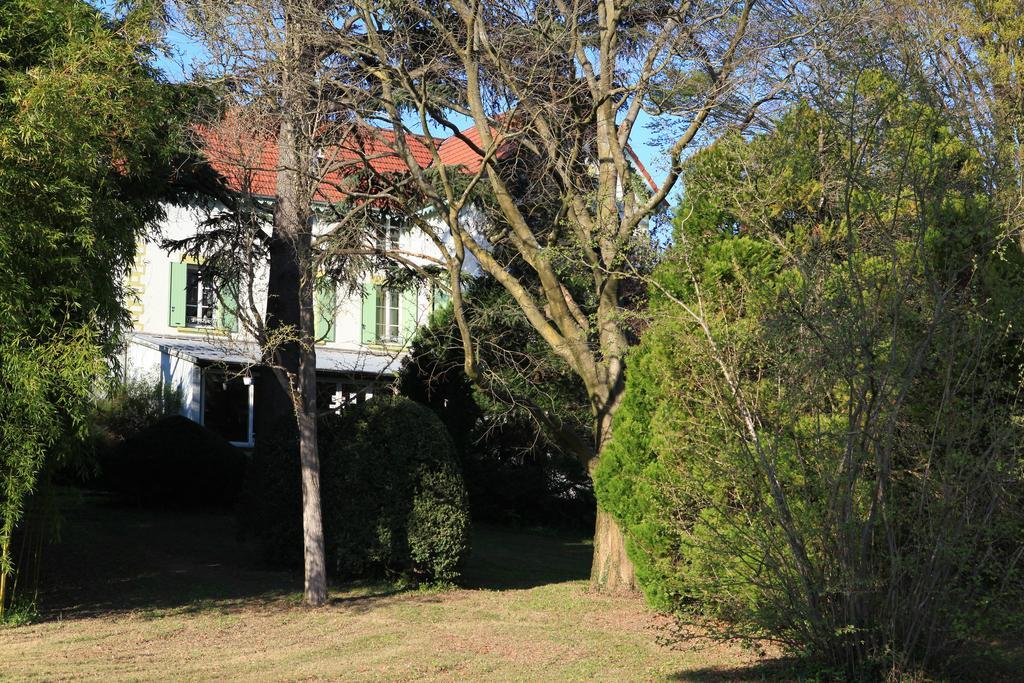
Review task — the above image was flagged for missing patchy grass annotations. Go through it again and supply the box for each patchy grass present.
[0,495,772,681]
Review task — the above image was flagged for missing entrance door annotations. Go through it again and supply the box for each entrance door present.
[202,370,253,446]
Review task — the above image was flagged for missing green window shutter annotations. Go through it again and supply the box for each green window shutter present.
[432,285,451,312]
[219,282,239,332]
[169,261,187,327]
[401,287,418,341]
[360,281,377,344]
[315,281,336,343]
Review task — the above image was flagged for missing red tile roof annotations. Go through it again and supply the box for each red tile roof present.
[199,122,434,203]
[625,145,658,193]
[200,120,656,201]
[433,125,658,192]
[435,125,498,173]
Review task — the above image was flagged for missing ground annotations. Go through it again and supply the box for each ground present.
[0,494,775,682]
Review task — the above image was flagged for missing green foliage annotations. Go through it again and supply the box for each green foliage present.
[596,77,1024,676]
[89,373,183,453]
[0,331,102,611]
[400,278,596,529]
[0,0,181,615]
[0,594,39,627]
[245,397,470,584]
[398,303,484,460]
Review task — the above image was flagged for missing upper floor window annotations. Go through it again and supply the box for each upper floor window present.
[169,261,237,332]
[375,219,401,251]
[375,286,401,343]
[185,264,216,328]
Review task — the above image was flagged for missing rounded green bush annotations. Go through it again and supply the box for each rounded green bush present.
[244,396,470,584]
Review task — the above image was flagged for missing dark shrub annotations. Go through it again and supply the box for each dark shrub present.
[455,420,595,530]
[98,415,246,508]
[400,295,596,531]
[89,373,182,452]
[244,396,470,584]
[60,372,184,487]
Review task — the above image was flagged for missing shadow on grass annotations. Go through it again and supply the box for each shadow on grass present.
[328,587,401,608]
[36,493,301,621]
[673,645,1024,682]
[34,492,593,623]
[459,524,593,590]
[668,658,823,682]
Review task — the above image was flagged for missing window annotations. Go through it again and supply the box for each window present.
[431,284,451,312]
[339,382,371,407]
[318,380,374,413]
[375,286,401,343]
[375,219,401,251]
[170,262,236,331]
[185,264,216,328]
[361,281,415,347]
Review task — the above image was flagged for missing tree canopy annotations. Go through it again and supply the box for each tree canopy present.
[0,0,183,617]
[595,75,1024,674]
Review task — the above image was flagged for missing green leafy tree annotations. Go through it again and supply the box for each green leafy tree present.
[400,276,597,529]
[0,0,181,617]
[596,77,1024,675]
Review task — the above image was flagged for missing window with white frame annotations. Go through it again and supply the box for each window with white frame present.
[317,379,377,413]
[375,218,401,251]
[185,264,216,328]
[375,286,401,343]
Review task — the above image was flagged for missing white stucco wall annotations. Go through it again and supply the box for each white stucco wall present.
[121,200,483,444]
[128,202,449,354]
[124,340,202,422]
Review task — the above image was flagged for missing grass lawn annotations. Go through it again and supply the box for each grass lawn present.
[0,494,773,682]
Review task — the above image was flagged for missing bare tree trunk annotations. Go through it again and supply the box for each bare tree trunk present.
[295,189,326,605]
[176,0,370,609]
[256,227,301,439]
[590,506,636,592]
[589,382,636,592]
[276,104,327,606]
[297,330,327,606]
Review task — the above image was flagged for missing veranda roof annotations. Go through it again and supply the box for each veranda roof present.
[130,332,402,377]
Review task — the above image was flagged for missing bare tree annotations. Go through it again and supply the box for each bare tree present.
[349,0,823,591]
[173,0,390,606]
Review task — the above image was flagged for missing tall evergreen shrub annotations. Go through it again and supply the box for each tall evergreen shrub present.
[595,81,1024,675]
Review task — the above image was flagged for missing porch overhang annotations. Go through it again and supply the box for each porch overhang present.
[130,332,402,377]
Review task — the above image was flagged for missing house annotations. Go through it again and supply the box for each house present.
[122,126,461,448]
[123,120,655,448]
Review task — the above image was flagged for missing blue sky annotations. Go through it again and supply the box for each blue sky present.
[151,14,675,194]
